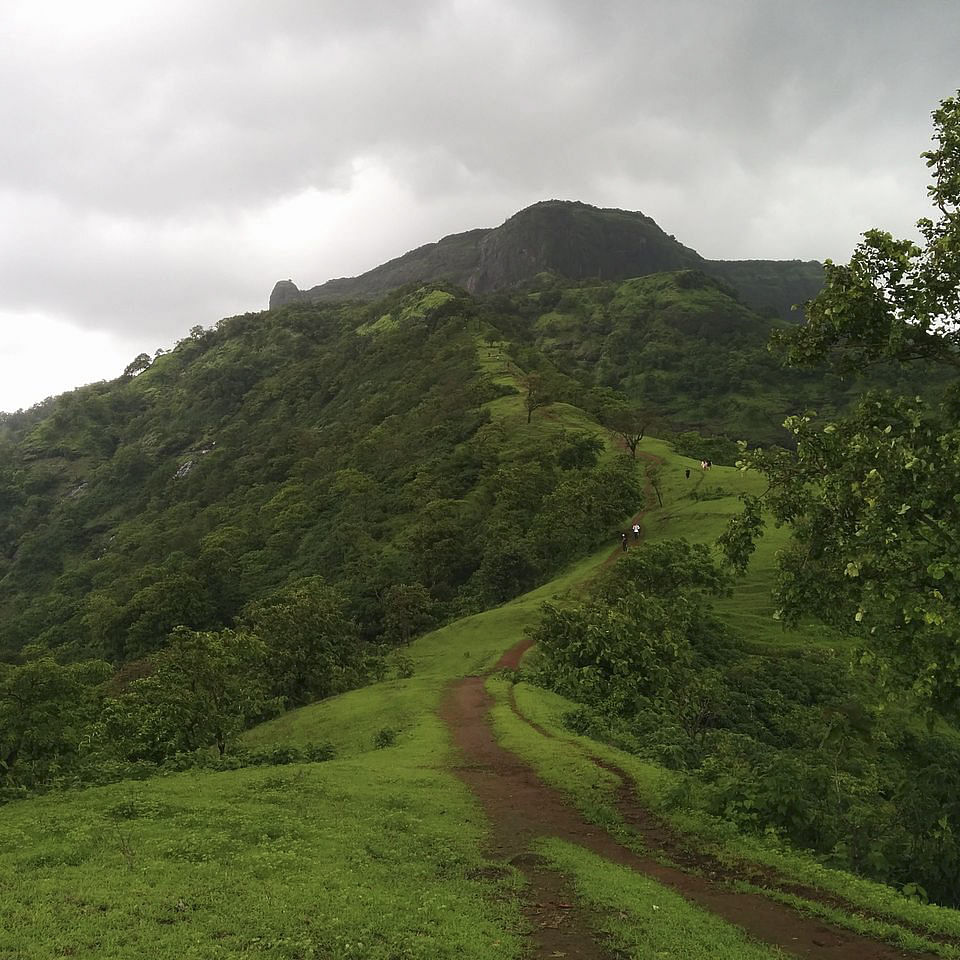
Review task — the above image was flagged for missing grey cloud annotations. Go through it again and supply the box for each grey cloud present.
[0,0,958,355]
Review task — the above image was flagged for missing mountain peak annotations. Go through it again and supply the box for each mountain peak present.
[269,200,822,318]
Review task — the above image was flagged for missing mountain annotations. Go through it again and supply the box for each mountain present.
[270,200,824,320]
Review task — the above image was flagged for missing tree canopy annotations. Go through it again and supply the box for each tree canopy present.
[722,91,960,720]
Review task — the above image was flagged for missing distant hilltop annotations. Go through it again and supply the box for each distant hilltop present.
[270,200,823,320]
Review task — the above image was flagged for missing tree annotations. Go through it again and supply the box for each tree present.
[721,92,960,720]
[122,353,152,378]
[602,404,655,459]
[0,657,111,787]
[382,582,434,643]
[645,461,663,508]
[522,373,551,424]
[105,628,270,760]
[530,540,729,712]
[241,576,365,706]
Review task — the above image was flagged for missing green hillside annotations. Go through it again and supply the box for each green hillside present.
[4,137,960,955]
[4,423,960,957]
[0,285,640,667]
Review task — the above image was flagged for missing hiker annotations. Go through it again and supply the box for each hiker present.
[620,531,628,552]
[700,459,708,471]
[632,522,640,540]
[685,468,690,479]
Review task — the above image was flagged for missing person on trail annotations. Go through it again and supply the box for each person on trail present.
[632,522,640,540]
[620,531,628,551]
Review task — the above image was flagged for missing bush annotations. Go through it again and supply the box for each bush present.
[373,727,398,749]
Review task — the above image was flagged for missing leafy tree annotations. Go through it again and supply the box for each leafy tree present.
[522,373,551,423]
[241,576,365,706]
[382,582,434,643]
[105,627,270,760]
[722,91,960,720]
[530,540,729,714]
[122,353,153,378]
[556,431,604,470]
[602,403,655,458]
[0,657,111,787]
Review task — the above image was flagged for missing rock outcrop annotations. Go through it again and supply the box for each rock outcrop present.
[270,200,823,319]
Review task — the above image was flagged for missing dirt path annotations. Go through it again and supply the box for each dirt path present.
[599,448,663,572]
[441,652,936,960]
[506,686,960,952]
[442,442,938,957]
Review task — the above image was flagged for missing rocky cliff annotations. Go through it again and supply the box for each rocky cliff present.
[270,200,822,319]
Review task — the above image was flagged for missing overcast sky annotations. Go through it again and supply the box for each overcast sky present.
[1,0,957,412]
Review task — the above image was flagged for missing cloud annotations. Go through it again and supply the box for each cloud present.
[0,0,958,408]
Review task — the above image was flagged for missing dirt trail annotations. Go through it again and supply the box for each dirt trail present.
[441,651,935,960]
[506,686,960,952]
[441,443,937,957]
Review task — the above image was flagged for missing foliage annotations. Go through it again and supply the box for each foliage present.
[0,282,640,671]
[521,372,551,423]
[529,540,731,721]
[0,658,111,789]
[382,582,435,644]
[530,537,960,906]
[240,577,366,707]
[600,402,656,458]
[722,91,960,722]
[101,627,273,762]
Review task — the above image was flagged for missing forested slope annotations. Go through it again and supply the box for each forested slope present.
[1,268,933,668]
[0,287,638,665]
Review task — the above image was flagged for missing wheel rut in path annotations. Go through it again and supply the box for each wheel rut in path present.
[441,654,935,959]
[506,686,960,953]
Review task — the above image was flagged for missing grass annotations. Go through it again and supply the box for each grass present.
[241,538,608,759]
[487,675,623,834]
[0,499,611,959]
[6,381,960,957]
[0,717,526,960]
[497,675,960,946]
[637,437,852,651]
[733,882,960,960]
[534,838,786,959]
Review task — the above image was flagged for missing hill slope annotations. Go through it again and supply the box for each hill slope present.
[5,436,960,958]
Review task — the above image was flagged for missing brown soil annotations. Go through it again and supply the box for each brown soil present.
[599,448,663,571]
[441,665,937,960]
[506,686,960,952]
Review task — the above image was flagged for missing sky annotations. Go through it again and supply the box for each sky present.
[1,0,958,412]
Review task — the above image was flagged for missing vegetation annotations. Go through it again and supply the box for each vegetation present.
[722,92,960,721]
[3,89,960,960]
[534,838,784,960]
[526,535,960,905]
[0,727,527,960]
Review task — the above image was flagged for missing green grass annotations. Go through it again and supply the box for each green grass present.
[7,412,960,957]
[534,838,785,959]
[0,718,526,960]
[243,538,610,759]
[637,437,851,651]
[487,675,623,833]
[733,882,960,960]
[498,676,960,946]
